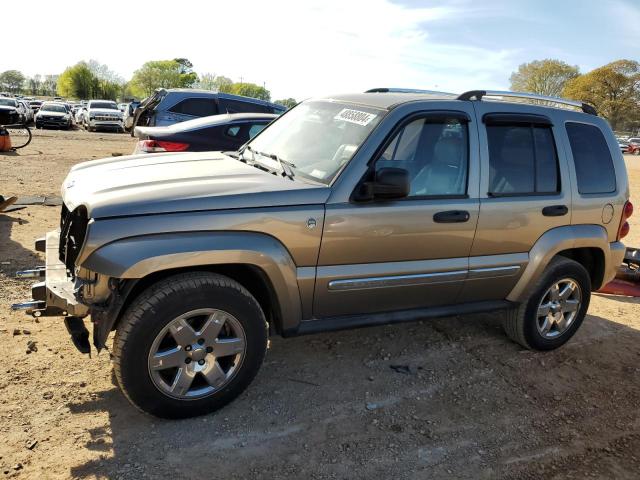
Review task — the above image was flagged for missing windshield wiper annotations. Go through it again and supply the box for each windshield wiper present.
[236,144,257,164]
[254,150,297,180]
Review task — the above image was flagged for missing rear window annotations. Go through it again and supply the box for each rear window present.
[566,122,616,194]
[487,124,560,195]
[169,98,218,117]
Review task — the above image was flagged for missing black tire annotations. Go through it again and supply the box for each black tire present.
[503,256,591,351]
[113,272,268,419]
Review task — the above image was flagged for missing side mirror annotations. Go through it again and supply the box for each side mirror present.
[354,167,410,201]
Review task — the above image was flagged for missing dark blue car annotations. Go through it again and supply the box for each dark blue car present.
[131,88,285,135]
[132,112,276,153]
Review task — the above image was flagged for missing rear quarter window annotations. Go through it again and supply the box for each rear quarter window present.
[220,99,269,114]
[169,98,218,117]
[566,122,616,194]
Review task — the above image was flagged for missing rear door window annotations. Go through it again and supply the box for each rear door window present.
[566,122,616,194]
[486,123,559,195]
[168,98,218,117]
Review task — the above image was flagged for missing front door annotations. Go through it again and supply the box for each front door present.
[314,108,480,317]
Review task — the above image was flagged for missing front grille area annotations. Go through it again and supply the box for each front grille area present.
[59,204,88,277]
[94,115,120,121]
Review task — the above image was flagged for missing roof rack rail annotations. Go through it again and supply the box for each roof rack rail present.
[457,90,597,116]
[366,87,456,96]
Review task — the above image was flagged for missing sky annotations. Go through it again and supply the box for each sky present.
[3,0,639,100]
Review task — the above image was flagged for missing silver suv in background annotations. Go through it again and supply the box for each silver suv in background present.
[14,88,631,419]
[82,100,124,132]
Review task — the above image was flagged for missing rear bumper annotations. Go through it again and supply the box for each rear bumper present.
[11,230,88,318]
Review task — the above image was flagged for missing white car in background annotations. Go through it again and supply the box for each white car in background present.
[83,100,124,132]
[18,100,34,123]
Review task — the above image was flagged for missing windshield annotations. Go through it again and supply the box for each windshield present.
[90,101,118,110]
[41,104,67,113]
[0,98,17,107]
[247,100,384,184]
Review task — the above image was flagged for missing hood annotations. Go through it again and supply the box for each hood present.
[0,105,17,112]
[89,108,121,115]
[62,151,330,218]
[38,111,67,117]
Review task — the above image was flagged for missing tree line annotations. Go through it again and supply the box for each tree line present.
[510,59,639,132]
[0,57,297,109]
[2,57,637,129]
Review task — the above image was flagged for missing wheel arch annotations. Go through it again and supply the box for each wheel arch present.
[84,231,302,348]
[507,225,612,302]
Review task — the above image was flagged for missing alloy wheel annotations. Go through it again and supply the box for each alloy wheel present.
[147,308,246,400]
[536,278,582,339]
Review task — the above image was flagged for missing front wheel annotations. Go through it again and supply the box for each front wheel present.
[113,272,268,418]
[503,257,590,350]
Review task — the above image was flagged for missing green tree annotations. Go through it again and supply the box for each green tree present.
[57,62,96,99]
[43,75,58,96]
[0,70,26,93]
[197,73,233,92]
[274,98,297,109]
[129,59,198,98]
[27,75,42,96]
[510,59,579,97]
[228,82,271,101]
[563,59,640,131]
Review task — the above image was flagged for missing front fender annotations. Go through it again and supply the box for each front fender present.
[83,231,302,328]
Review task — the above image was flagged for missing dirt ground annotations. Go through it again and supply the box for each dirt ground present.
[1,129,639,479]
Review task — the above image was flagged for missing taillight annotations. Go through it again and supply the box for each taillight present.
[617,200,633,240]
[138,139,189,153]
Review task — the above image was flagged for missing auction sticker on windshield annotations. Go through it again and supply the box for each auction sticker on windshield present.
[334,109,377,126]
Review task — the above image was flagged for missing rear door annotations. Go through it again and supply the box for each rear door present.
[459,104,572,302]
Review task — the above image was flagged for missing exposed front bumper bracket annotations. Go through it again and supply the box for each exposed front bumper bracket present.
[13,230,88,318]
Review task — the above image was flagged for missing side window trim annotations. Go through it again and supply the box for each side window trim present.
[368,110,471,201]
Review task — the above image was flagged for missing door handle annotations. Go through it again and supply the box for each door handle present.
[433,210,470,223]
[542,205,568,217]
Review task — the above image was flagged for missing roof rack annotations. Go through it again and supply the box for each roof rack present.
[365,87,456,96]
[457,90,597,116]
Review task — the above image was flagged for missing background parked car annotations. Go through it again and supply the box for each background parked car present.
[29,100,43,114]
[619,140,630,154]
[82,100,124,132]
[0,97,21,124]
[34,102,73,129]
[627,142,640,155]
[123,101,140,132]
[131,89,285,133]
[18,100,34,123]
[133,112,276,153]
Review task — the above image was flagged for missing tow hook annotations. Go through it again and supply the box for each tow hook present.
[64,317,91,355]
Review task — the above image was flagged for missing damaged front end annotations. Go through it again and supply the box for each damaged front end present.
[11,207,124,354]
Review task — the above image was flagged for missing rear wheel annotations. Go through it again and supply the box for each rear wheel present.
[503,257,590,350]
[113,272,268,418]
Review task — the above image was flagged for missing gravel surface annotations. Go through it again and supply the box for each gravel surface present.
[0,129,639,479]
